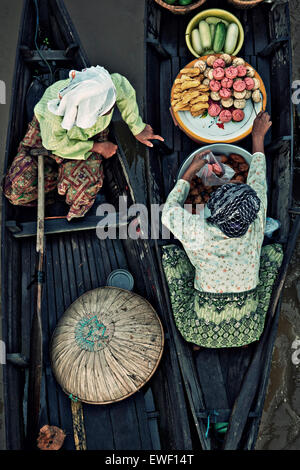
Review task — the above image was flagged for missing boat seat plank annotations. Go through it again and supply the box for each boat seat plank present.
[21,50,73,62]
[7,213,131,238]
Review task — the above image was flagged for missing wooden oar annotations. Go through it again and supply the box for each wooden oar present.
[26,154,45,448]
[223,214,300,449]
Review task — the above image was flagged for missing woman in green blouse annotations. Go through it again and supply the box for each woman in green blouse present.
[4,66,163,220]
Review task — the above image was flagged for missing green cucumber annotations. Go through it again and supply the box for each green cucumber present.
[198,20,212,51]
[205,16,229,27]
[191,28,203,55]
[224,22,239,54]
[213,21,226,53]
[209,24,216,44]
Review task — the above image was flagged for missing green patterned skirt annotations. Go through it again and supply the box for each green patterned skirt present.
[162,243,283,348]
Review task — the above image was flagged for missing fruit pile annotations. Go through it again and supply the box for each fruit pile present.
[193,54,262,123]
[185,153,250,211]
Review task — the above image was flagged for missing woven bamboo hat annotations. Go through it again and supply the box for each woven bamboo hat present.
[50,287,164,405]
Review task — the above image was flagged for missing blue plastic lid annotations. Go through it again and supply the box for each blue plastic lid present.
[106,269,134,291]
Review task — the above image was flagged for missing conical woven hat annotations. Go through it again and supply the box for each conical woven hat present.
[50,287,164,404]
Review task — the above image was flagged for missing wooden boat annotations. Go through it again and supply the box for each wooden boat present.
[1,0,194,450]
[145,0,300,450]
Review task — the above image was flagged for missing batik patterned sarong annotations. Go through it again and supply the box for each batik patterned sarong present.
[3,116,109,221]
[162,243,283,348]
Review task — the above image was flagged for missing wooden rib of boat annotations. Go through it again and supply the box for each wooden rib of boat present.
[1,0,194,450]
[145,0,299,450]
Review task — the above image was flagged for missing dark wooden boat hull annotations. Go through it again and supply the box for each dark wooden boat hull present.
[1,0,194,450]
[145,0,295,450]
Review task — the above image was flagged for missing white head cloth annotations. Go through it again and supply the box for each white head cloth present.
[47,65,116,130]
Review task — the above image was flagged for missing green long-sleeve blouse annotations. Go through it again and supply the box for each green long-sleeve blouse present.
[34,73,146,160]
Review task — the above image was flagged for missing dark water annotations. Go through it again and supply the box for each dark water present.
[256,238,300,449]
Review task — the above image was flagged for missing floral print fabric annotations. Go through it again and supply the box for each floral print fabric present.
[162,243,283,348]
[162,153,267,294]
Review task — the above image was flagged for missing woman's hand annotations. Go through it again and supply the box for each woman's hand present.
[252,111,272,154]
[92,141,118,159]
[135,124,164,148]
[181,151,209,182]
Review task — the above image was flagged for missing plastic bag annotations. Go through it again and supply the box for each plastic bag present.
[196,152,235,186]
[264,217,281,238]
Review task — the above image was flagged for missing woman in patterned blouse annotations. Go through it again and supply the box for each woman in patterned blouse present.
[162,112,283,349]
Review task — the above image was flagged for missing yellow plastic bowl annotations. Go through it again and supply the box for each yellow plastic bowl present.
[186,8,244,58]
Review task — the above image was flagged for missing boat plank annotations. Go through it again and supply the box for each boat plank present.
[109,397,143,450]
[219,347,254,409]
[105,238,119,272]
[82,404,115,450]
[144,387,161,450]
[171,56,182,153]
[48,236,75,449]
[195,350,229,411]
[162,152,179,200]
[160,8,178,57]
[64,233,80,302]
[84,233,102,290]
[58,236,72,308]
[160,59,173,150]
[78,234,92,292]
[88,233,108,286]
[98,238,113,280]
[21,239,34,359]
[242,10,254,57]
[134,390,155,450]
[70,233,85,297]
